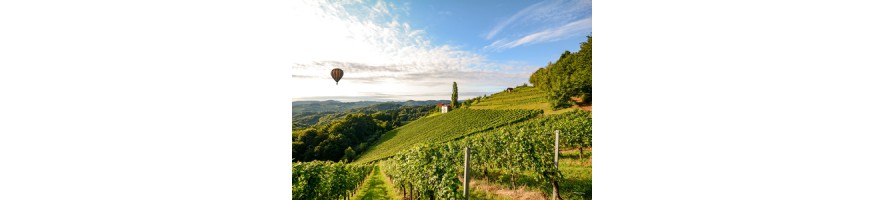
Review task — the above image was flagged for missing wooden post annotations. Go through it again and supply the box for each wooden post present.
[464,145,470,199]
[553,130,560,200]
[555,130,560,167]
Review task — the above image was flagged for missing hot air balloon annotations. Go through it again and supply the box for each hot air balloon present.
[330,68,343,85]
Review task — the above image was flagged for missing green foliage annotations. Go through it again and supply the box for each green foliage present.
[470,86,546,110]
[530,36,592,110]
[354,109,542,164]
[292,114,383,162]
[452,82,459,109]
[469,86,581,115]
[381,143,463,200]
[470,109,591,154]
[378,110,591,199]
[343,147,356,162]
[291,161,372,200]
[292,104,440,162]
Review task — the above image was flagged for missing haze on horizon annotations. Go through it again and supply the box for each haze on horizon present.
[292,0,592,102]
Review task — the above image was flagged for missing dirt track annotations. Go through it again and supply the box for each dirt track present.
[570,97,592,111]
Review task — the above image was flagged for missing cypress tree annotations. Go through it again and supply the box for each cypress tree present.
[451,82,458,109]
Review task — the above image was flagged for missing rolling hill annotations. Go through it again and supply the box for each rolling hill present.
[292,100,448,114]
[352,108,542,164]
[469,86,581,115]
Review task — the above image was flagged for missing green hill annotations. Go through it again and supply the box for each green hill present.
[469,86,580,115]
[353,108,541,164]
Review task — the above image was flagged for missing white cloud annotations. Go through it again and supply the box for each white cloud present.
[482,0,591,51]
[484,0,592,40]
[292,0,535,101]
[485,17,592,50]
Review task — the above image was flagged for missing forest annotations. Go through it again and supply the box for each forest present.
[292,103,438,162]
[530,36,592,109]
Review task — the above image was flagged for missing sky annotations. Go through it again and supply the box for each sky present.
[292,0,591,102]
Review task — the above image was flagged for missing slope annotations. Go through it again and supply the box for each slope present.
[469,86,580,115]
[353,108,541,164]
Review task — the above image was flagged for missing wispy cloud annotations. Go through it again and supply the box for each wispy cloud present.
[485,2,545,40]
[486,17,591,50]
[483,0,591,50]
[292,0,536,101]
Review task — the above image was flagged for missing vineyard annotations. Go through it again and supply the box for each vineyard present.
[353,109,542,164]
[379,110,591,199]
[469,86,579,115]
[292,92,591,199]
[292,110,591,199]
[292,109,592,199]
[292,161,372,200]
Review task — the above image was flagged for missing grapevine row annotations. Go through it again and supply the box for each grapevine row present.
[380,110,591,199]
[291,161,372,200]
[355,109,542,164]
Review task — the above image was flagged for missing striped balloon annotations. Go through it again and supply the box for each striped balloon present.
[330,68,343,85]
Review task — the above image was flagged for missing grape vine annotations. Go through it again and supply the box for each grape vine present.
[291,161,371,200]
[380,110,591,199]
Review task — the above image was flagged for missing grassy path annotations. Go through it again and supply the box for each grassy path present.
[354,165,396,200]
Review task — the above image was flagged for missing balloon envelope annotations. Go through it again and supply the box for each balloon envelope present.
[331,68,343,85]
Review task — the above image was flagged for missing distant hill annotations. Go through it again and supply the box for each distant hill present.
[291,101,378,114]
[292,100,450,129]
[292,100,448,114]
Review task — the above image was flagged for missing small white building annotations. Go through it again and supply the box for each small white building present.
[438,103,450,113]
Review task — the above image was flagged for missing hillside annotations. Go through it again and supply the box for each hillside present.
[292,100,378,114]
[469,86,581,115]
[352,108,541,164]
[293,103,437,129]
[293,36,592,199]
[292,100,448,114]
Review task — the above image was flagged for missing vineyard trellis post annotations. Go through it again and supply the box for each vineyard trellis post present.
[553,130,560,200]
[464,145,470,199]
[555,130,560,167]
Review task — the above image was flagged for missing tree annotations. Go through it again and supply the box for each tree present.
[343,147,355,162]
[451,82,459,109]
[529,36,592,110]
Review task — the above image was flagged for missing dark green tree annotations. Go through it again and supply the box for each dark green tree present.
[451,82,459,109]
[342,146,355,162]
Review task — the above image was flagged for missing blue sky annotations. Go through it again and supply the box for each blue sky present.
[292,0,591,101]
[404,1,592,66]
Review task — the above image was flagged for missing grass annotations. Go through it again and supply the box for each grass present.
[559,150,592,199]
[353,165,396,200]
[469,86,580,115]
[467,187,509,200]
[465,178,546,200]
[464,149,592,200]
[353,109,540,164]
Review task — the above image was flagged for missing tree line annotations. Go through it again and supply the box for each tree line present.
[292,104,437,162]
[530,36,592,109]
